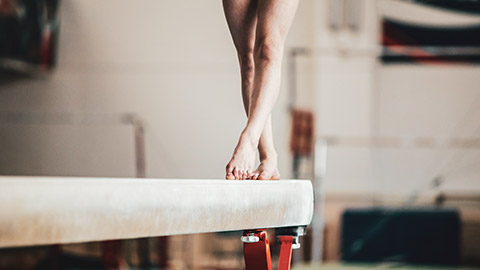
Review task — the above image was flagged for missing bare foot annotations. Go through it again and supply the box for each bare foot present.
[250,156,280,180]
[226,134,257,180]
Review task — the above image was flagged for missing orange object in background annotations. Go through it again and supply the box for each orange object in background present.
[290,109,314,156]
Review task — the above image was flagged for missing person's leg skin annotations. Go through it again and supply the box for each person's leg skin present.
[250,115,280,180]
[223,0,279,180]
[226,0,299,180]
[222,0,257,115]
[223,0,258,180]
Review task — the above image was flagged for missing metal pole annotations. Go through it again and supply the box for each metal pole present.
[311,138,327,262]
[133,115,146,179]
[132,115,153,268]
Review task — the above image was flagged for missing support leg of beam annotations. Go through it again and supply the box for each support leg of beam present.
[278,236,294,270]
[243,230,272,270]
[243,227,305,270]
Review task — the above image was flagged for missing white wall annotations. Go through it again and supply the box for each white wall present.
[311,0,480,196]
[0,1,315,179]
[376,65,480,195]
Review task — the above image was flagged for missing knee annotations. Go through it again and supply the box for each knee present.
[254,36,282,63]
[238,50,255,75]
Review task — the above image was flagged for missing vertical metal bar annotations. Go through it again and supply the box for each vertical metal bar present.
[288,50,298,112]
[132,115,154,268]
[133,115,146,179]
[311,138,327,262]
[288,48,311,112]
[288,47,312,264]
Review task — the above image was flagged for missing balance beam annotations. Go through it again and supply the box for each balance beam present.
[0,176,313,248]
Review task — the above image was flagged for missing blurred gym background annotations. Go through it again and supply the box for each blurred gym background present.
[0,0,479,269]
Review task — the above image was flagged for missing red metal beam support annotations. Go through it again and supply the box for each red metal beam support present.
[243,230,296,270]
[244,227,305,270]
[278,236,294,270]
[243,230,272,270]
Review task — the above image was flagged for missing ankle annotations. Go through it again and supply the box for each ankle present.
[259,150,277,162]
[239,130,259,149]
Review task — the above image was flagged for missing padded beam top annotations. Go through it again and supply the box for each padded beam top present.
[0,176,313,248]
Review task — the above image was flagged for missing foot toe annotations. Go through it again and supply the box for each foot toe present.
[239,170,246,180]
[225,164,234,180]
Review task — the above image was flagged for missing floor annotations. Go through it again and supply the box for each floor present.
[293,263,480,270]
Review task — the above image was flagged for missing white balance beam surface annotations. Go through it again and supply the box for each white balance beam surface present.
[0,176,313,248]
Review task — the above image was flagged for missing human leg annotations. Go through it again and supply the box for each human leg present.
[227,0,299,180]
[223,0,258,180]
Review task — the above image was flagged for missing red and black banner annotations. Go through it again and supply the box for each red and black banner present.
[381,18,480,64]
[407,0,480,16]
[381,0,480,64]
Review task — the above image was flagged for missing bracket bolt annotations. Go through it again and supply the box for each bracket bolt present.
[241,233,260,243]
